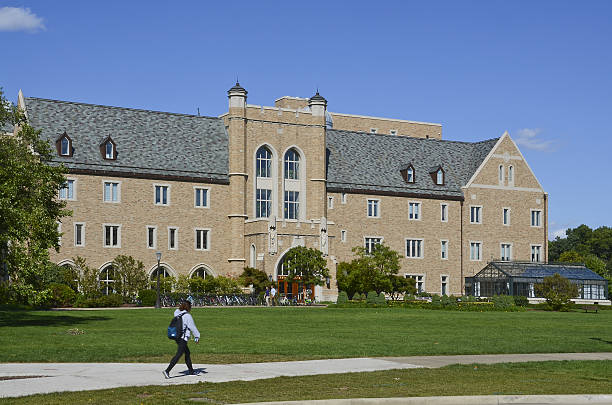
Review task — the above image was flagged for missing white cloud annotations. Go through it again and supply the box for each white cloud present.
[514,128,554,151]
[549,228,567,240]
[0,7,45,33]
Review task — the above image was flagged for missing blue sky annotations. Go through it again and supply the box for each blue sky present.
[1,1,611,239]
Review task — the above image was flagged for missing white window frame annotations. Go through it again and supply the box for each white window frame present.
[390,129,397,135]
[60,136,70,156]
[364,236,383,254]
[470,205,482,224]
[105,141,114,159]
[154,184,170,206]
[102,180,121,203]
[440,275,449,296]
[469,241,482,261]
[367,198,380,218]
[328,196,334,209]
[440,239,448,260]
[531,209,542,227]
[502,207,510,226]
[405,238,424,259]
[59,178,76,201]
[194,186,210,208]
[405,274,425,293]
[103,224,121,248]
[408,201,421,220]
[531,244,542,262]
[500,242,512,261]
[440,203,448,222]
[194,228,211,251]
[168,226,178,250]
[146,225,157,250]
[74,222,85,247]
[341,193,347,204]
[436,169,444,185]
[370,128,378,134]
[57,221,62,245]
[341,230,347,243]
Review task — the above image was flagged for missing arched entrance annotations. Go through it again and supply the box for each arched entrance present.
[276,254,314,303]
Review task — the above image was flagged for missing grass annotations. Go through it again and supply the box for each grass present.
[0,307,611,363]
[2,361,611,404]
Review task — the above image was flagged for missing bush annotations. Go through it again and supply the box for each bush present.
[351,292,362,301]
[535,273,579,311]
[513,295,529,307]
[48,283,77,307]
[440,295,455,307]
[366,291,378,304]
[431,294,441,308]
[492,295,515,310]
[376,292,387,305]
[75,293,123,308]
[336,291,349,304]
[138,289,157,306]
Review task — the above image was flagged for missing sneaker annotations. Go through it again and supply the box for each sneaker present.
[162,370,170,379]
[189,370,200,376]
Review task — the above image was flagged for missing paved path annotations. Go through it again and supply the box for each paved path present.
[1,353,611,398]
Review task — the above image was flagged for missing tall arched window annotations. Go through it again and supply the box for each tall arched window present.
[256,146,273,218]
[191,266,212,279]
[150,266,171,280]
[498,165,504,184]
[250,244,256,268]
[61,137,70,155]
[99,265,118,295]
[508,165,514,185]
[283,148,304,220]
[284,149,300,180]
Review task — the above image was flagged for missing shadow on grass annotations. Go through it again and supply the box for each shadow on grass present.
[0,311,111,327]
[589,337,612,345]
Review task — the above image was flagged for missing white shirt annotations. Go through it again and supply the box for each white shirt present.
[174,309,200,341]
[270,287,276,297]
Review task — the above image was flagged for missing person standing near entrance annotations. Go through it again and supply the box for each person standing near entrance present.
[163,301,200,378]
[265,286,271,306]
[270,285,277,306]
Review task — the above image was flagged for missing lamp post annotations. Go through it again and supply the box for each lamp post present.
[155,251,162,309]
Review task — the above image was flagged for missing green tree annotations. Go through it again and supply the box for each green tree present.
[350,243,400,294]
[387,274,416,300]
[282,246,330,287]
[111,255,148,302]
[336,261,359,299]
[238,267,271,294]
[0,89,70,305]
[73,256,100,299]
[535,273,579,311]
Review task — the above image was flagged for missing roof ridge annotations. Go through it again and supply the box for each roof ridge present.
[327,128,499,145]
[25,97,221,120]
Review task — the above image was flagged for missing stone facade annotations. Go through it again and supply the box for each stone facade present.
[20,83,547,301]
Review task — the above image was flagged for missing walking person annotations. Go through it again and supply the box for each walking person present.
[163,301,200,378]
[270,285,277,306]
[265,286,270,306]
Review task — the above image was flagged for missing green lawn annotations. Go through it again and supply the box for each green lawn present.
[3,361,611,404]
[1,307,611,363]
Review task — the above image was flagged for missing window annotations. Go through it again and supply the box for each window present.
[256,189,272,218]
[406,274,424,293]
[147,226,157,249]
[284,191,299,219]
[531,210,542,227]
[405,239,424,258]
[503,208,510,226]
[470,241,482,261]
[531,245,542,262]
[256,147,272,178]
[154,185,169,205]
[498,165,504,184]
[99,266,118,295]
[195,229,209,251]
[341,193,347,204]
[441,240,448,259]
[441,275,448,296]
[57,221,62,245]
[250,245,256,267]
[409,202,421,220]
[100,137,116,160]
[436,169,444,185]
[364,237,382,254]
[470,206,482,224]
[191,267,211,279]
[500,243,512,261]
[103,181,119,203]
[194,187,209,208]
[508,165,514,185]
[59,179,75,200]
[103,224,120,247]
[61,137,70,156]
[284,149,300,180]
[74,223,85,247]
[105,142,114,159]
[441,204,448,222]
[370,128,378,134]
[401,165,415,183]
[150,267,172,286]
[341,230,346,243]
[328,196,334,209]
[367,199,380,218]
[168,227,178,250]
[390,129,397,135]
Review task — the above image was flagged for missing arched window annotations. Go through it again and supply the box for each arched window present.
[250,244,256,268]
[150,266,171,280]
[508,165,514,185]
[191,267,212,279]
[498,165,504,184]
[61,137,70,155]
[406,167,414,183]
[256,147,272,178]
[436,169,444,185]
[105,141,114,159]
[284,149,300,180]
[99,265,118,295]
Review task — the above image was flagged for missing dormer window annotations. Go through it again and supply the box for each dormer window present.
[400,164,415,183]
[100,136,117,160]
[430,165,445,185]
[55,132,73,157]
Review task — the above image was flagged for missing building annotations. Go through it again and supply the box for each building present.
[16,83,548,301]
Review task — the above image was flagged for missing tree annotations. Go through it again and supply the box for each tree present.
[111,255,148,302]
[535,273,579,311]
[73,256,100,299]
[0,88,70,305]
[282,246,330,287]
[336,261,359,299]
[352,244,400,294]
[238,267,271,294]
[387,274,416,300]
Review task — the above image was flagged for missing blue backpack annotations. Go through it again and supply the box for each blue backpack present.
[167,313,185,340]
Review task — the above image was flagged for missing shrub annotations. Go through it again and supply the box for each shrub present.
[366,291,378,304]
[431,294,441,308]
[48,283,77,307]
[513,295,529,307]
[440,294,455,307]
[75,293,123,308]
[403,293,414,301]
[535,273,579,311]
[361,293,367,301]
[376,292,387,305]
[336,291,349,304]
[351,292,362,301]
[138,289,157,306]
[492,295,515,310]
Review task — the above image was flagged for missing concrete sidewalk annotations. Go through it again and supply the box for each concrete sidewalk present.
[1,353,611,399]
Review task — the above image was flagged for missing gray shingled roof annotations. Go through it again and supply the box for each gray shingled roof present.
[24,97,229,182]
[326,129,498,198]
[478,262,605,281]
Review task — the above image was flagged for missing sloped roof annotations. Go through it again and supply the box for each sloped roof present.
[479,262,605,281]
[24,97,229,183]
[326,129,498,198]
